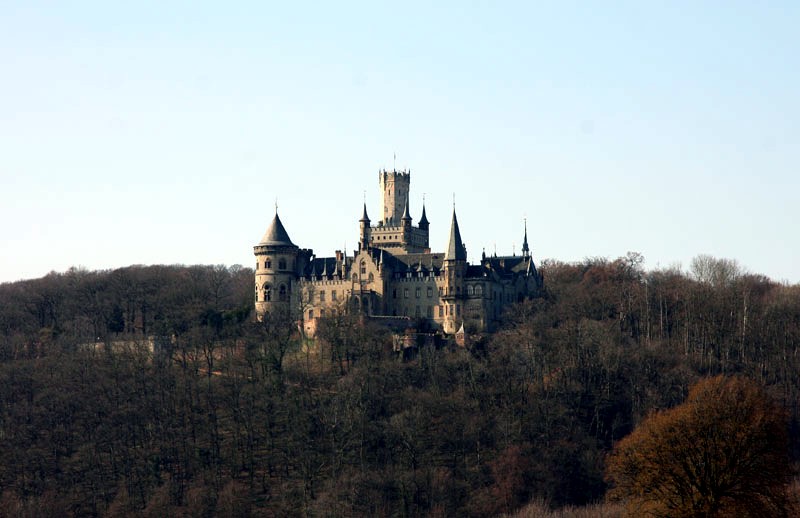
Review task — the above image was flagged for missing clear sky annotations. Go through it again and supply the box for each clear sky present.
[1,1,798,284]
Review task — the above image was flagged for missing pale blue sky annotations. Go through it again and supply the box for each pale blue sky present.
[1,1,798,283]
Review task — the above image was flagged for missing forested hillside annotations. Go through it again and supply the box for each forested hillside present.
[0,256,798,516]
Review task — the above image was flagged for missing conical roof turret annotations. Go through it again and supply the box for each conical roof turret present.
[418,201,429,229]
[444,209,466,261]
[259,212,295,247]
[401,196,412,222]
[360,202,370,222]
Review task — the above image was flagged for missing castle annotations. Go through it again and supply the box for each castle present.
[254,169,542,334]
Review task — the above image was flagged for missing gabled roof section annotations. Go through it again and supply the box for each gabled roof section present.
[444,209,466,261]
[259,212,295,247]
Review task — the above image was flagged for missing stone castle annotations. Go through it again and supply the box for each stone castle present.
[254,169,542,334]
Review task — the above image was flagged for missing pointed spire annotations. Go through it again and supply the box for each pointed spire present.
[360,202,370,222]
[321,259,328,278]
[444,209,467,261]
[522,218,530,257]
[418,195,429,229]
[258,212,295,246]
[379,249,384,266]
[401,196,411,222]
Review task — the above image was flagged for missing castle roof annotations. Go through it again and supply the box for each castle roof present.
[360,202,370,222]
[259,212,295,247]
[418,203,429,226]
[444,209,466,261]
[401,196,411,221]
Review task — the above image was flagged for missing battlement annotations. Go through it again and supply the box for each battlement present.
[379,168,410,179]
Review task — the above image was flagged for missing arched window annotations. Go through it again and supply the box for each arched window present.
[467,285,474,296]
[263,284,272,302]
[352,273,358,282]
[278,258,287,270]
[475,285,483,296]
[360,261,367,275]
[368,272,374,283]
[279,284,287,301]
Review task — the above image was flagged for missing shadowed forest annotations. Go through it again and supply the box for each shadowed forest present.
[1,254,799,516]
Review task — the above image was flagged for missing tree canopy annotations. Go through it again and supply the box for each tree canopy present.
[606,375,792,517]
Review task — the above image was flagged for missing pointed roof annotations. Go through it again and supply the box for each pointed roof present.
[401,196,412,221]
[444,209,466,261]
[259,212,295,247]
[360,202,370,222]
[418,202,429,226]
[522,218,530,256]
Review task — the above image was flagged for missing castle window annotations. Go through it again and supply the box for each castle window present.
[264,285,272,302]
[319,291,325,302]
[439,287,443,296]
[404,288,409,298]
[439,305,443,317]
[332,290,337,301]
[279,284,287,301]
[308,309,314,319]
[475,285,483,296]
[467,285,474,296]
[368,273,374,283]
[278,258,286,270]
[266,260,272,269]
[415,287,420,298]
[427,287,432,298]
[352,273,358,282]
[320,309,325,317]
[360,261,366,275]
[427,306,433,318]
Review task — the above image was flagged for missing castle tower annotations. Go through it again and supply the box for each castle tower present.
[254,211,299,318]
[379,169,410,226]
[442,208,467,333]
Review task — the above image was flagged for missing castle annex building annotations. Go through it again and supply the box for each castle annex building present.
[254,169,542,334]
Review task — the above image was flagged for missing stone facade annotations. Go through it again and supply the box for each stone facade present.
[254,169,543,334]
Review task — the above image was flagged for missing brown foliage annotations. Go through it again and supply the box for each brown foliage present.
[606,375,791,517]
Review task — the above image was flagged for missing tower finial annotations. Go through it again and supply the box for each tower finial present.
[452,192,456,209]
[393,152,396,171]
[275,198,278,214]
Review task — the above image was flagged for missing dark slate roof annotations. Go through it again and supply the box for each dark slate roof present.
[418,204,429,226]
[401,196,412,221]
[387,252,445,271]
[303,256,345,279]
[444,210,466,261]
[259,213,295,246]
[360,203,370,222]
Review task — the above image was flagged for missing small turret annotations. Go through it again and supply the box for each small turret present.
[401,196,412,227]
[418,201,429,231]
[359,203,371,251]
